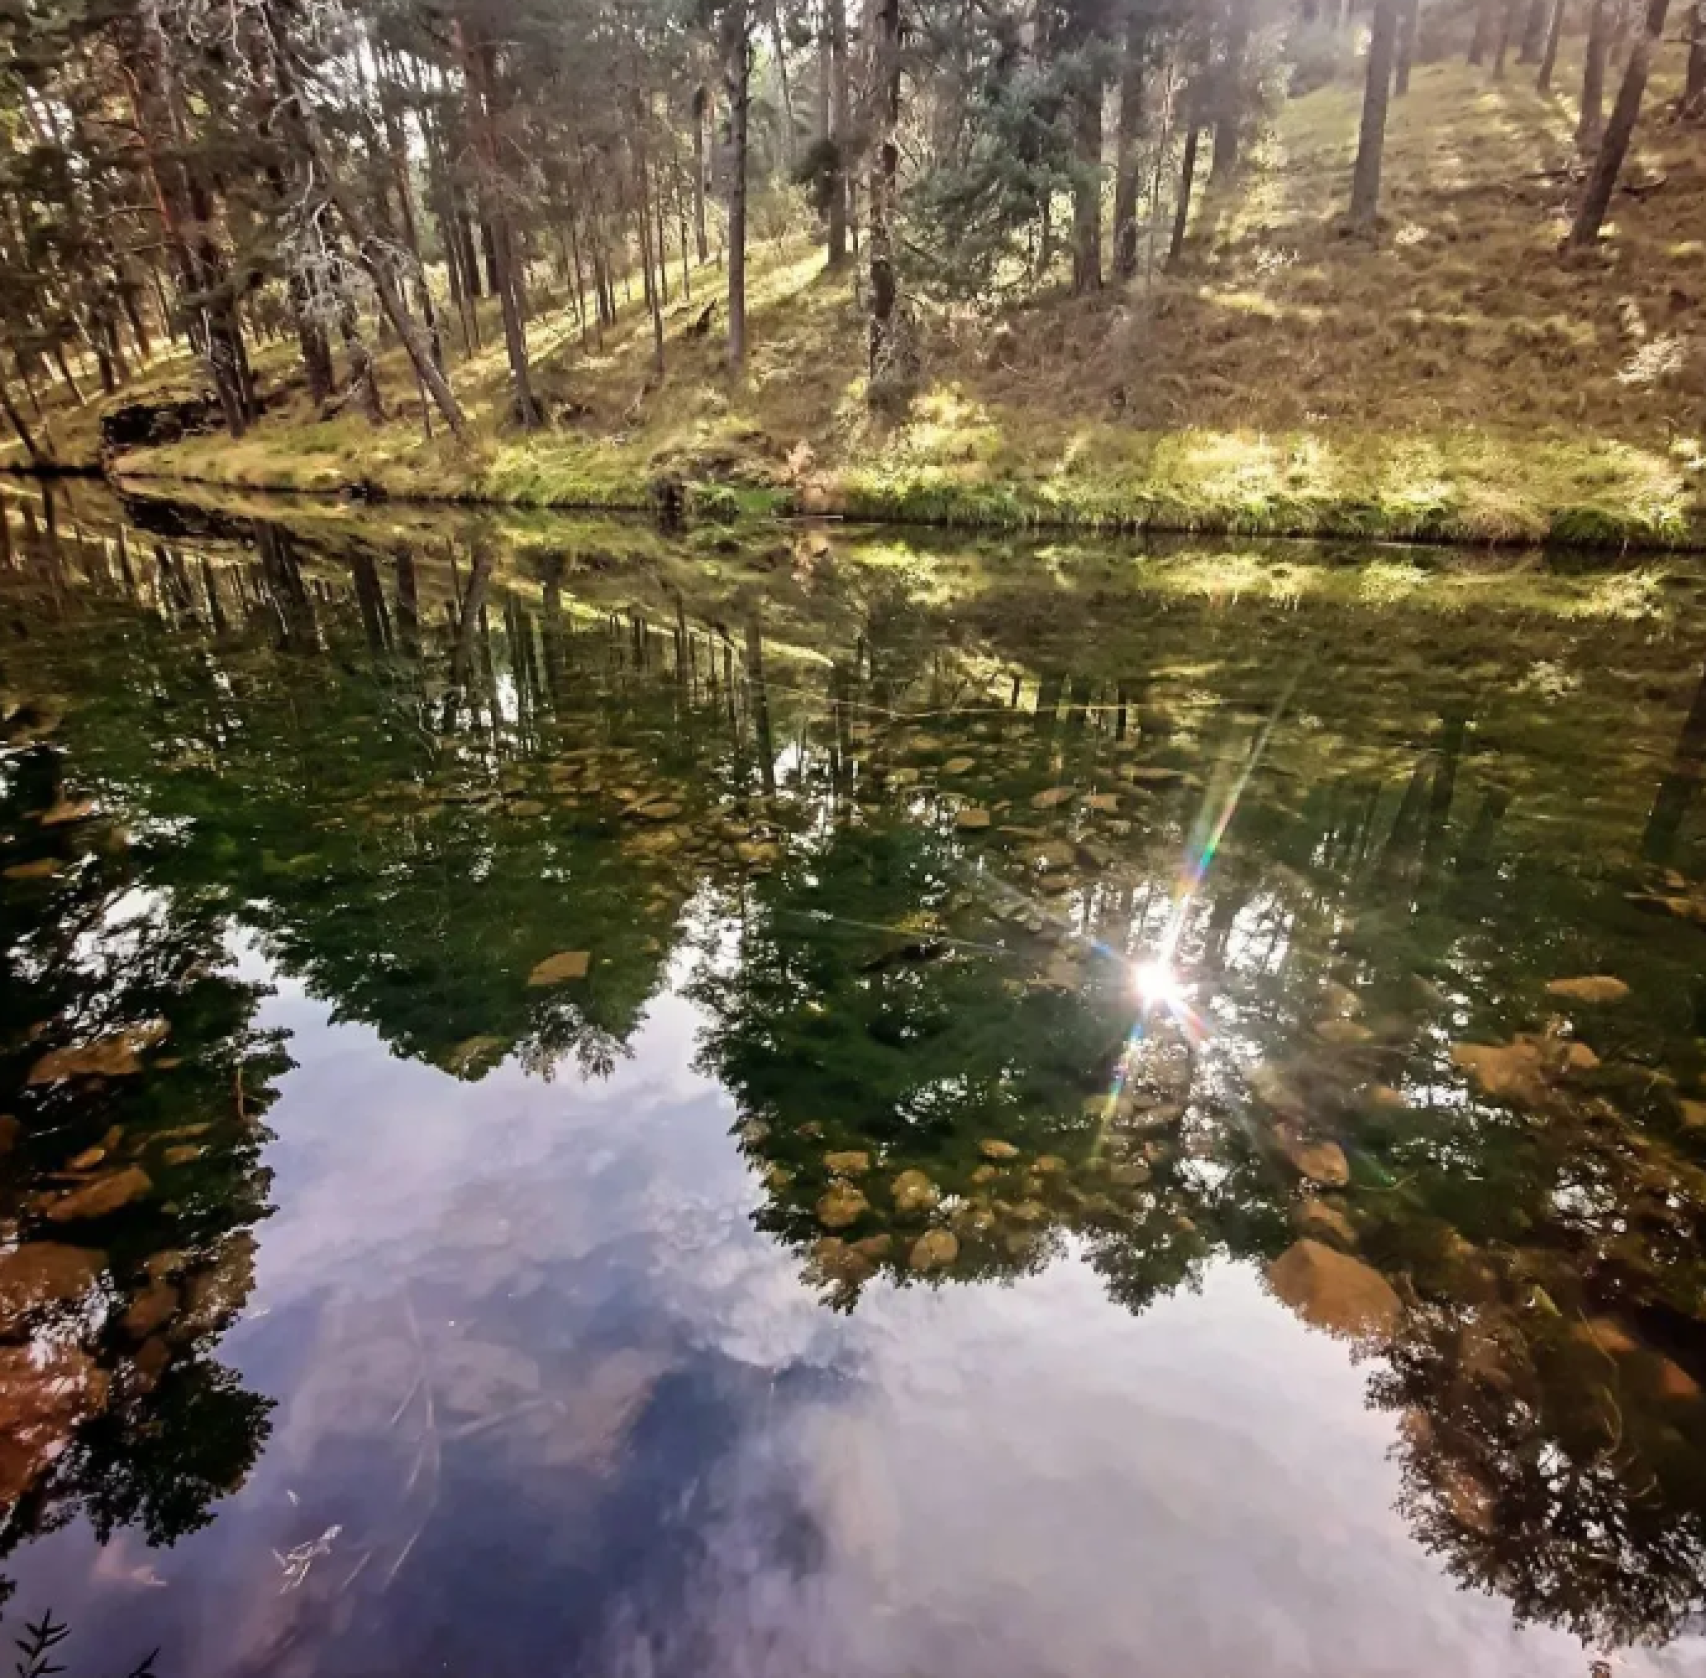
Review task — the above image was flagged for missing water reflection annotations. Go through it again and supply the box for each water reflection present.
[2,482,1706,1672]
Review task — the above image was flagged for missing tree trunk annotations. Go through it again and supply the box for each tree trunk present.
[1111,15,1146,279]
[289,273,334,408]
[1518,0,1550,59]
[1395,0,1419,93]
[0,369,42,464]
[1167,117,1200,264]
[1536,0,1568,89]
[637,143,666,372]
[126,0,254,436]
[826,0,850,265]
[1682,0,1706,113]
[1569,0,1670,245]
[1493,0,1519,76]
[1350,0,1399,231]
[692,86,711,264]
[456,20,540,426]
[1577,0,1609,142]
[867,0,901,382]
[1468,0,1495,61]
[770,4,797,171]
[1211,0,1251,181]
[1072,63,1105,292]
[267,25,467,436]
[723,0,752,373]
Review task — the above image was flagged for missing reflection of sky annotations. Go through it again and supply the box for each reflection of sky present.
[10,947,1703,1678]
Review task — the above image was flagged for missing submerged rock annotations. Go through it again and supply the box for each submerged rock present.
[891,1169,942,1215]
[824,1149,871,1177]
[1295,1198,1357,1248]
[28,1021,170,1084]
[817,1183,869,1229]
[1267,1239,1401,1342]
[1029,787,1075,810]
[1545,975,1631,1005]
[979,1139,1020,1161]
[1279,1135,1350,1188]
[908,1228,959,1272]
[3,858,60,881]
[121,1280,180,1340]
[44,1166,152,1223]
[955,806,992,831]
[1316,1017,1374,1046]
[0,1243,105,1332]
[38,796,97,827]
[942,756,976,775]
[0,1343,110,1504]
[528,950,591,986]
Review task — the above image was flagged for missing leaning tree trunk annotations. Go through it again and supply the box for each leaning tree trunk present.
[1536,0,1568,90]
[1577,0,1609,143]
[0,369,42,464]
[1111,14,1146,279]
[1167,116,1201,265]
[1349,0,1400,231]
[264,19,467,436]
[723,0,751,372]
[1569,0,1670,245]
[866,0,901,382]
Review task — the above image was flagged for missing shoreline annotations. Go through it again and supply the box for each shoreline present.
[6,428,1703,554]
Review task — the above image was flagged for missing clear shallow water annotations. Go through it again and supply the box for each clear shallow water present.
[2,482,1706,1675]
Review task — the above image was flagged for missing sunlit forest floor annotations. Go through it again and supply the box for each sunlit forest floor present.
[18,48,1706,544]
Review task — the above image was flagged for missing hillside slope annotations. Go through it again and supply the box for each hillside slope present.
[24,50,1706,546]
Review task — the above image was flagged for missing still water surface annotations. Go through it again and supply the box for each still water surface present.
[2,483,1706,1676]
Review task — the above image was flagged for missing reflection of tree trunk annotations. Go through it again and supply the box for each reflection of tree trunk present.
[1420,714,1466,886]
[541,562,567,709]
[351,551,392,651]
[253,522,319,652]
[1457,786,1510,873]
[451,541,495,687]
[1034,672,1066,735]
[395,551,420,656]
[1642,658,1706,863]
[745,618,777,796]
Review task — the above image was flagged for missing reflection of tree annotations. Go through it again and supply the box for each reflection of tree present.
[1375,1301,1706,1649]
[1643,654,1706,866]
[16,493,1706,1657]
[0,745,280,1579]
[690,817,1211,1311]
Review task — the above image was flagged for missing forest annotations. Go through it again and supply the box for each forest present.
[0,0,1703,539]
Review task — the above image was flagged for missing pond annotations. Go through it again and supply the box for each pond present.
[2,478,1706,1677]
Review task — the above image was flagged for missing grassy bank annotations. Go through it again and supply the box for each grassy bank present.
[17,55,1706,548]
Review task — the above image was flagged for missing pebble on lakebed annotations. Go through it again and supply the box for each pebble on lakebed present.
[1267,1238,1402,1343]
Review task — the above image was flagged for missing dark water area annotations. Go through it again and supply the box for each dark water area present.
[3,479,1706,1676]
